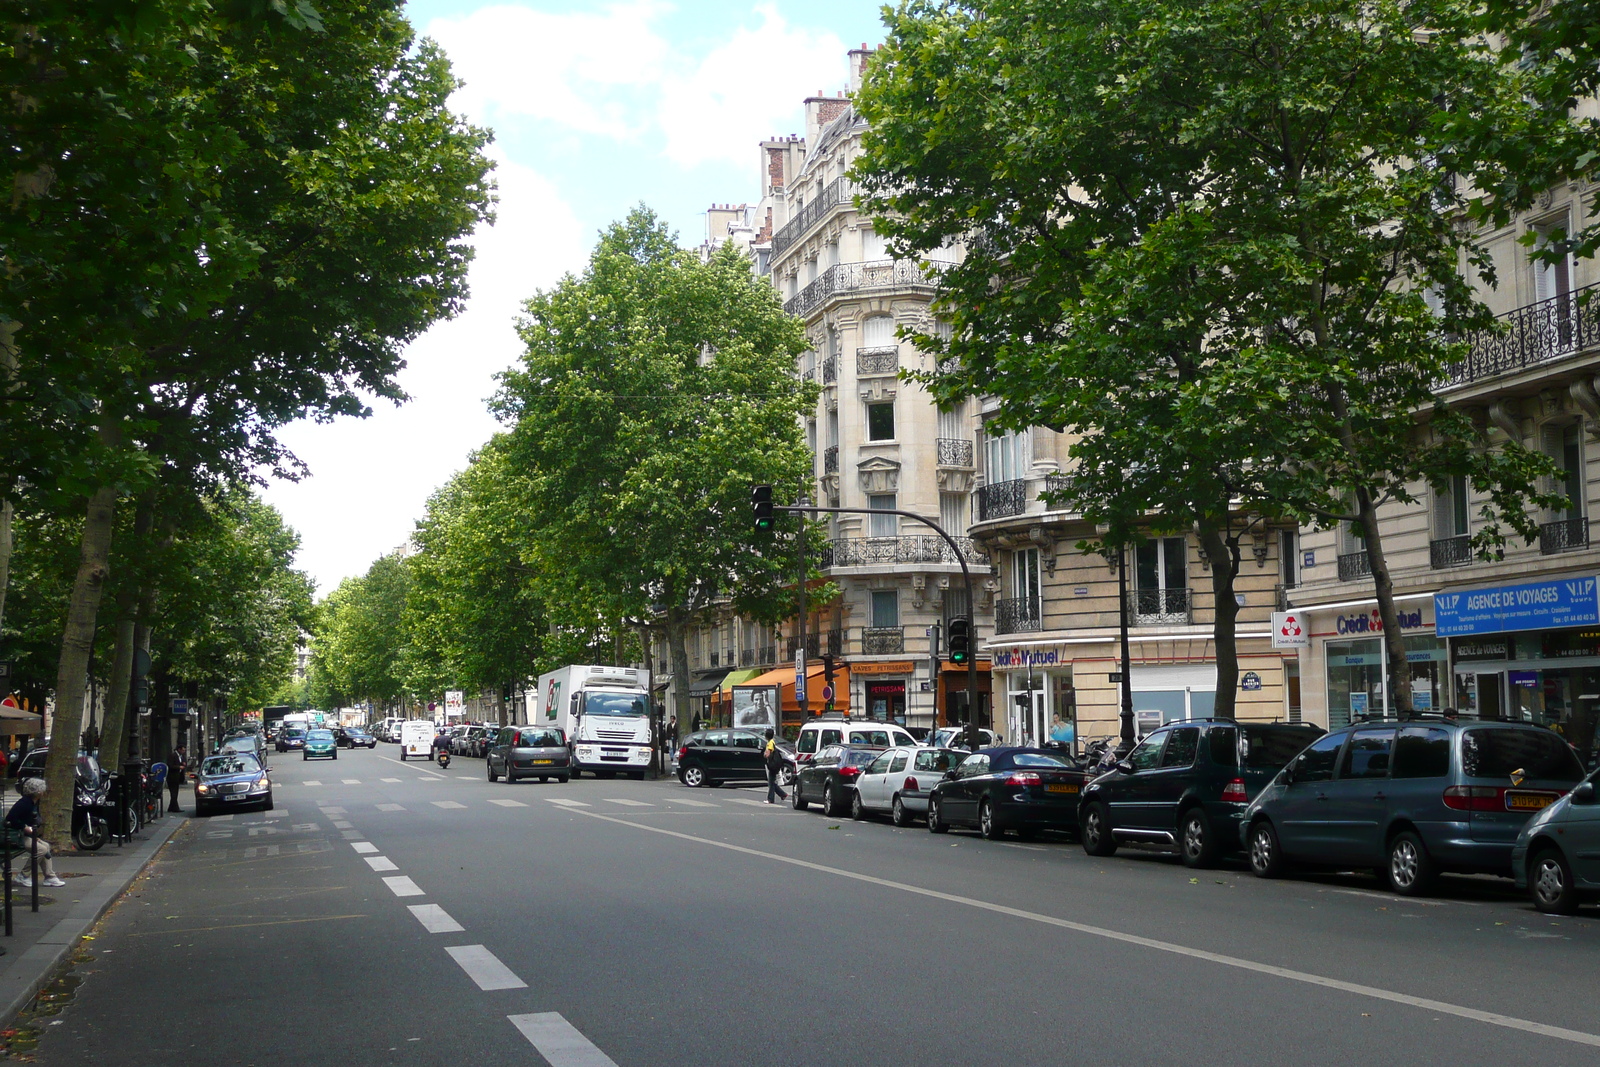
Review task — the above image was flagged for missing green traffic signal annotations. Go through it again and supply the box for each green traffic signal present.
[947,615,972,665]
[751,484,774,530]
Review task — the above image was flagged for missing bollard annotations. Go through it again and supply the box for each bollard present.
[29,831,37,913]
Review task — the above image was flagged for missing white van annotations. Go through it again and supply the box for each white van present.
[793,717,918,766]
[399,720,436,760]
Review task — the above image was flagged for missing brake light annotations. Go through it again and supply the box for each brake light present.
[1221,778,1248,803]
[677,746,688,760]
[903,776,919,793]
[1004,772,1042,787]
[838,766,861,780]
[1443,785,1504,812]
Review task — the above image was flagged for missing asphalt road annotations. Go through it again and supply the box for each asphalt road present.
[25,745,1600,1066]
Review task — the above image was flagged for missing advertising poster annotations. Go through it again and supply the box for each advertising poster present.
[732,685,779,732]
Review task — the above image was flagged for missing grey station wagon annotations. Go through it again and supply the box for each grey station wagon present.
[486,726,570,784]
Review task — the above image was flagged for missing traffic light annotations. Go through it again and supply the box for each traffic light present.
[947,616,972,666]
[751,484,774,531]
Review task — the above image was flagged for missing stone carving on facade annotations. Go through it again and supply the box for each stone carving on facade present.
[856,455,901,495]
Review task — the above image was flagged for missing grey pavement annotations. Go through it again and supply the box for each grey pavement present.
[19,746,1600,1066]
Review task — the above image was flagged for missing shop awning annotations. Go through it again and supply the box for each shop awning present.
[688,671,729,697]
[710,668,766,705]
[734,662,851,717]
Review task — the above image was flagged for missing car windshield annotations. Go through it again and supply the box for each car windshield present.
[285,729,307,739]
[518,729,564,747]
[347,729,369,736]
[202,755,259,776]
[222,738,256,750]
[583,693,647,717]
[1007,752,1072,768]
[1462,728,1583,783]
[308,730,333,741]
[850,730,893,747]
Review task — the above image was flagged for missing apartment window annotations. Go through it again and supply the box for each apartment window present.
[862,315,895,348]
[806,419,817,456]
[1544,423,1585,521]
[827,409,839,449]
[1136,537,1187,597]
[867,402,896,441]
[944,585,970,627]
[869,494,897,537]
[1279,529,1298,590]
[1012,548,1041,603]
[984,428,1030,483]
[1533,221,1573,305]
[871,590,899,628]
[862,227,887,261]
[824,240,840,269]
[1434,473,1470,538]
[940,492,968,537]
[937,401,966,441]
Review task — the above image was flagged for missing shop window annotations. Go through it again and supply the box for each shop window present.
[867,402,896,441]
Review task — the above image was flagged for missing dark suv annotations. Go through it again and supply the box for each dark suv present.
[1243,718,1586,895]
[1079,719,1323,867]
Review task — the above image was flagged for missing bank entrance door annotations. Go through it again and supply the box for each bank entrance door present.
[1456,671,1504,720]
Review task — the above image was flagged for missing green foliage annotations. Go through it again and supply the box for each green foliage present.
[309,554,413,712]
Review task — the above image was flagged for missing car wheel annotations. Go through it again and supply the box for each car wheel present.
[927,796,948,834]
[779,765,796,788]
[823,783,841,818]
[1080,802,1116,856]
[1180,808,1217,869]
[979,799,1004,840]
[488,761,499,782]
[891,795,911,828]
[1386,830,1435,897]
[681,763,706,788]
[301,753,307,761]
[791,784,809,811]
[1530,847,1580,915]
[850,790,865,821]
[399,752,406,761]
[1249,819,1287,879]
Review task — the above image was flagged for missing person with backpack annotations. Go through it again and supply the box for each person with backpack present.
[763,728,787,804]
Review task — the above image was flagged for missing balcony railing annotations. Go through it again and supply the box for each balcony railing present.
[1540,517,1590,554]
[862,626,905,655]
[1445,281,1599,388]
[1042,473,1074,503]
[786,629,843,660]
[995,595,1042,635]
[976,478,1027,521]
[738,646,778,667]
[823,446,839,474]
[856,345,900,376]
[1337,551,1371,581]
[821,356,836,384]
[771,176,858,258]
[936,437,974,467]
[784,259,942,318]
[1128,588,1192,625]
[821,536,988,569]
[1430,534,1473,568]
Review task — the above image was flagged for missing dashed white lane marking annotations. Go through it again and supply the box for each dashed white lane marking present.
[445,945,526,991]
[375,754,447,778]
[302,781,322,787]
[351,842,378,854]
[576,808,1600,1052]
[381,778,402,783]
[723,797,775,807]
[456,775,477,780]
[382,876,424,898]
[341,830,364,840]
[660,796,717,808]
[407,904,464,934]
[602,798,654,807]
[376,803,405,812]
[544,798,590,808]
[210,814,234,821]
[320,807,347,814]
[431,801,467,810]
[332,821,354,829]
[487,799,527,808]
[509,1012,618,1066]
[364,856,399,872]
[342,779,362,785]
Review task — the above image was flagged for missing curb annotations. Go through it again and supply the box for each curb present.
[0,816,185,1026]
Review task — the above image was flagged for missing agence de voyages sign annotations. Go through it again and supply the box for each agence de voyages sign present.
[1435,576,1600,637]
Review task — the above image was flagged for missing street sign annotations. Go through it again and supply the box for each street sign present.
[794,648,806,702]
[171,698,189,715]
[1241,671,1263,691]
[1108,672,1123,683]
[1271,611,1309,649]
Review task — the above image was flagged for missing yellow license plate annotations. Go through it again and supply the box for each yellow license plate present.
[1506,793,1553,810]
[1046,784,1079,794]
[532,759,553,765]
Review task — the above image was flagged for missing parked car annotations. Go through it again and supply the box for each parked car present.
[1513,764,1600,913]
[677,729,771,788]
[337,727,376,749]
[926,726,999,751]
[486,726,571,784]
[219,734,268,764]
[792,744,887,816]
[926,747,1089,840]
[13,747,102,788]
[1243,718,1585,895]
[192,753,272,816]
[302,728,338,761]
[447,725,473,756]
[276,727,308,752]
[793,716,917,766]
[466,725,494,758]
[1079,719,1324,867]
[851,746,967,826]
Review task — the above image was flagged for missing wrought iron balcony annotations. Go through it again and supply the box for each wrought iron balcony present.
[1337,551,1371,581]
[976,478,1027,521]
[1128,588,1192,625]
[739,647,756,667]
[771,176,858,258]
[862,626,905,655]
[784,259,942,318]
[856,346,900,376]
[995,595,1042,635]
[1540,517,1590,554]
[1430,534,1472,568]
[1444,281,1599,388]
[821,356,836,384]
[823,446,839,474]
[1042,473,1073,502]
[823,536,988,568]
[786,629,843,660]
[936,437,974,467]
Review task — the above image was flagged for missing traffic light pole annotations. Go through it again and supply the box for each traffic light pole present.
[777,503,982,752]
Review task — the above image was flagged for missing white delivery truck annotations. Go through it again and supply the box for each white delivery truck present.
[535,665,653,779]
[399,719,436,760]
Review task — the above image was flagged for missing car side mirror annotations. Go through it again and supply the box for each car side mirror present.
[1282,764,1297,785]
[1115,760,1135,775]
[1574,781,1596,805]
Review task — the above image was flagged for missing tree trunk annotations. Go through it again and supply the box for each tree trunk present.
[99,591,138,764]
[1356,486,1414,718]
[0,498,12,635]
[1197,521,1241,719]
[667,616,692,746]
[42,483,119,847]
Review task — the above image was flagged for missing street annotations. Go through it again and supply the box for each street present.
[24,747,1600,1067]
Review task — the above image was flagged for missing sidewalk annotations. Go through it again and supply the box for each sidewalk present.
[0,794,186,1026]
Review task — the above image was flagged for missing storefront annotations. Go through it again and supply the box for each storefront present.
[851,661,912,725]
[992,647,1077,749]
[1303,599,1447,729]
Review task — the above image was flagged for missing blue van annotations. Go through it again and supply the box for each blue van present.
[1241,718,1584,896]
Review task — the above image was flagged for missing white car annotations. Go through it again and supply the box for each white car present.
[850,746,969,826]
[926,726,998,751]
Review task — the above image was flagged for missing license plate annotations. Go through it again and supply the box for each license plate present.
[1045,783,1079,794]
[532,759,553,765]
[224,794,245,802]
[1506,792,1554,811]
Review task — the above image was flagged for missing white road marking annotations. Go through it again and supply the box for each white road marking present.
[320,807,347,814]
[302,781,322,787]
[456,775,477,780]
[376,803,405,812]
[244,845,280,859]
[431,801,467,810]
[602,799,654,807]
[508,1012,618,1067]
[364,856,399,872]
[723,797,774,807]
[660,796,717,808]
[407,904,464,934]
[487,799,527,808]
[374,753,447,778]
[545,798,590,808]
[351,842,378,854]
[382,875,425,898]
[342,779,362,785]
[574,808,1600,1051]
[380,778,402,783]
[211,814,235,821]
[341,830,364,840]
[445,945,526,991]
[1325,887,1476,907]
[332,821,354,829]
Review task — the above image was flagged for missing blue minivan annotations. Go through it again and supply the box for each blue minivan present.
[1241,718,1584,896]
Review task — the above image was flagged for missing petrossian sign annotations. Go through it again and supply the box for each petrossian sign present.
[1334,608,1425,634]
[1435,576,1600,637]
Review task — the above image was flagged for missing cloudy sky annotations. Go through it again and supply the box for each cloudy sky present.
[262,0,886,593]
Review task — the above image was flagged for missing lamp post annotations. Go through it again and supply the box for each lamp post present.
[1116,542,1135,755]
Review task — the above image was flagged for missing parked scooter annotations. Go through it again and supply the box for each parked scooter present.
[72,777,112,851]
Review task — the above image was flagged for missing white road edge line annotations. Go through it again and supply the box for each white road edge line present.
[407,904,465,934]
[445,945,526,991]
[508,1012,619,1067]
[571,808,1600,1051]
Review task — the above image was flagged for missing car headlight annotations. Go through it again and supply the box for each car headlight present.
[195,784,210,794]
[256,779,270,789]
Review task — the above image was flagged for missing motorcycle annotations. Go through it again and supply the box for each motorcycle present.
[435,748,452,770]
[72,776,113,851]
